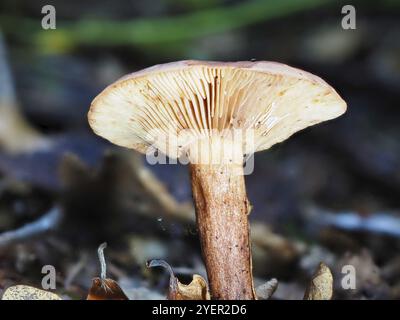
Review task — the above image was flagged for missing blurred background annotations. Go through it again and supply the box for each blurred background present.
[0,0,399,299]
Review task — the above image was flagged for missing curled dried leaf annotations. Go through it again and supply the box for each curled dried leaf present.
[2,285,61,300]
[174,274,210,300]
[147,259,210,300]
[255,278,278,300]
[304,262,333,300]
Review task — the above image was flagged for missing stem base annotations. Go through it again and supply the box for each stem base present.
[190,163,255,300]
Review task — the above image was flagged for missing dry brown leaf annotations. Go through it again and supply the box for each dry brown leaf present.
[304,262,333,300]
[147,259,210,300]
[2,285,61,300]
[87,278,128,300]
[173,274,210,300]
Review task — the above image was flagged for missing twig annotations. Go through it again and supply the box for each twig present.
[307,207,400,238]
[64,253,88,290]
[0,206,62,248]
[97,242,108,280]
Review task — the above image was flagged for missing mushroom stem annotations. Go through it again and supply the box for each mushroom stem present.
[190,162,255,299]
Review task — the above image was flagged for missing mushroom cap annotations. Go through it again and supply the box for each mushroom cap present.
[88,60,346,159]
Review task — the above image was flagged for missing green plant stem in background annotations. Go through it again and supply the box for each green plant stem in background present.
[0,0,331,53]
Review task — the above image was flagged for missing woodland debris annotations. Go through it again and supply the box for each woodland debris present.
[336,249,390,299]
[1,285,61,300]
[251,223,305,277]
[307,207,400,238]
[64,253,88,290]
[255,278,278,300]
[0,206,62,248]
[147,259,210,300]
[304,262,333,300]
[251,223,304,261]
[60,151,193,223]
[87,277,128,300]
[87,243,128,300]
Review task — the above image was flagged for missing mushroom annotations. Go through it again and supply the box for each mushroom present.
[88,60,346,300]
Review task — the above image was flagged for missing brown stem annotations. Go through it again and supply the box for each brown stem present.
[190,162,255,300]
